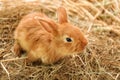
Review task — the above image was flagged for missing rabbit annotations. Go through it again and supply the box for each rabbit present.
[13,7,88,64]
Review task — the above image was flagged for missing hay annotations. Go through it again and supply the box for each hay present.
[0,0,120,80]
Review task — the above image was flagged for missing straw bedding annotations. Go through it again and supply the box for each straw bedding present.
[0,0,120,80]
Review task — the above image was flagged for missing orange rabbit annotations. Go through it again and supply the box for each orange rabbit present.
[13,7,88,64]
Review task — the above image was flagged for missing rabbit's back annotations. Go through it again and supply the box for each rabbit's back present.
[14,12,53,51]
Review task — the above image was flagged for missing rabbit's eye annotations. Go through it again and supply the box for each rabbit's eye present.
[66,37,72,42]
[63,35,73,43]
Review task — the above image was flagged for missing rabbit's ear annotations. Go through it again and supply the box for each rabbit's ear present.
[57,7,68,24]
[35,17,58,35]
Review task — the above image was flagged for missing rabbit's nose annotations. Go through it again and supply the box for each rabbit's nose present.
[81,39,88,49]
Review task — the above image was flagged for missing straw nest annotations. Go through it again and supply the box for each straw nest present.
[0,0,120,80]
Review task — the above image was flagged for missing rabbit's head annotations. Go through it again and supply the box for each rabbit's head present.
[55,7,88,56]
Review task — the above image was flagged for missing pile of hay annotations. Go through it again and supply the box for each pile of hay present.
[0,0,120,80]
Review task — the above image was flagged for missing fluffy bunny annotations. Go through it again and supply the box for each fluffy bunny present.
[13,7,88,64]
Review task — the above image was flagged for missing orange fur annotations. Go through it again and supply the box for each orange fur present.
[13,7,88,64]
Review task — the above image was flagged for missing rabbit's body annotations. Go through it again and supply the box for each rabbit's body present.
[14,7,88,64]
[14,12,60,63]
